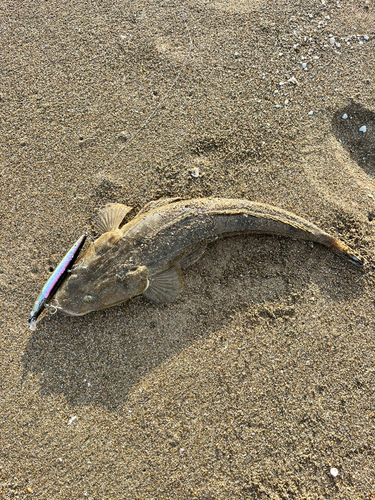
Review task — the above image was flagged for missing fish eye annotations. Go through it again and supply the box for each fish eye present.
[83,295,95,303]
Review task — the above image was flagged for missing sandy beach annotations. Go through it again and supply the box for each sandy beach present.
[1,0,374,498]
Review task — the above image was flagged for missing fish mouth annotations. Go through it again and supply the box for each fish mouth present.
[57,307,86,317]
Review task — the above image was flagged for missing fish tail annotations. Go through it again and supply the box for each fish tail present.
[318,234,365,266]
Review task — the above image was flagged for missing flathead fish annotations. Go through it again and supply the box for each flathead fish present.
[50,197,364,318]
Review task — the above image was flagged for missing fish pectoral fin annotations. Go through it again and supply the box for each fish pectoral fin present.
[179,243,207,269]
[143,266,183,303]
[137,197,182,216]
[95,203,133,234]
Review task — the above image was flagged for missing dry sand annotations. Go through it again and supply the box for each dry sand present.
[1,0,375,498]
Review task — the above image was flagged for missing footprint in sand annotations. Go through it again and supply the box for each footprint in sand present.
[332,102,375,176]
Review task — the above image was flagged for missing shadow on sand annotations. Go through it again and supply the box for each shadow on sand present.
[22,236,365,410]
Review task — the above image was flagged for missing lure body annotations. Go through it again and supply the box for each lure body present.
[29,234,87,330]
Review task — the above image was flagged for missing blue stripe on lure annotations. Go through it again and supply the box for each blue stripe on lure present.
[29,234,87,331]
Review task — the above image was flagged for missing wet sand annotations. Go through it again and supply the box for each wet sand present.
[1,0,375,498]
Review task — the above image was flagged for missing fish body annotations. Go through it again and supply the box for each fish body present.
[29,233,87,330]
[53,198,364,317]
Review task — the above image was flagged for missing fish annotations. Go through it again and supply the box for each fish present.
[50,197,364,318]
[28,234,87,330]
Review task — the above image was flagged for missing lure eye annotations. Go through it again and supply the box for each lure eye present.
[83,295,95,303]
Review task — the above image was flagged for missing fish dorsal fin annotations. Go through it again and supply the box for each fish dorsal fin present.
[143,266,183,303]
[137,197,182,216]
[95,203,133,234]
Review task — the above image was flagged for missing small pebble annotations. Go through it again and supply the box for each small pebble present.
[67,416,77,426]
[288,76,299,85]
[190,167,200,178]
[364,35,369,41]
[330,468,339,477]
[359,125,367,133]
[359,41,363,46]
[117,131,128,141]
[301,63,307,69]
[342,113,348,119]
[329,37,335,45]
[308,110,314,116]
[368,194,374,199]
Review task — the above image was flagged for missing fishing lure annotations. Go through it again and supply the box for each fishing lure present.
[28,234,87,331]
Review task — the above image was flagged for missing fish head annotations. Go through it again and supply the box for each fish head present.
[54,257,149,316]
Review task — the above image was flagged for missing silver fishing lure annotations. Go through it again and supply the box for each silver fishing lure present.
[28,234,87,330]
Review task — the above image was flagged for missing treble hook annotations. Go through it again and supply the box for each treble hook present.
[45,298,62,315]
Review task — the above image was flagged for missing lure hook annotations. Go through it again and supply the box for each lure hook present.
[45,299,62,315]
